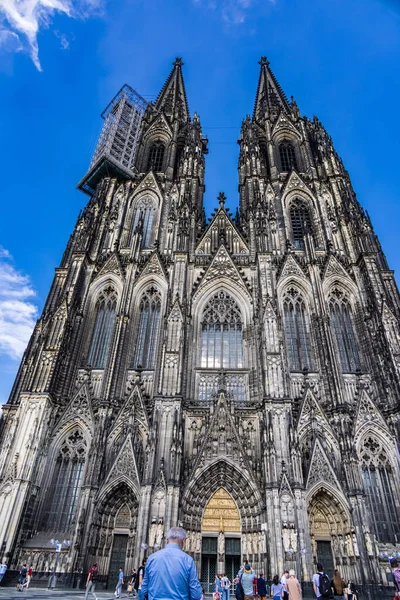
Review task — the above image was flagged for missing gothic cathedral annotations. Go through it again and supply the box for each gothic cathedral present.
[1,58,400,592]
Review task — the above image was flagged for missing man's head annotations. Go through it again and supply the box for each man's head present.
[166,526,187,549]
[119,567,123,572]
[259,573,264,578]
[93,563,97,568]
[317,563,323,572]
[391,559,399,569]
[244,563,251,571]
[142,559,146,566]
[284,570,289,576]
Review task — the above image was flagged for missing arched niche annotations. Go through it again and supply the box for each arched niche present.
[202,488,241,533]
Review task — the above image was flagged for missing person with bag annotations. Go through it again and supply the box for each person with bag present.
[214,574,223,600]
[17,564,28,592]
[345,580,357,600]
[234,572,244,600]
[331,570,345,600]
[85,563,98,600]
[26,566,33,589]
[128,568,137,597]
[391,559,400,599]
[312,563,332,599]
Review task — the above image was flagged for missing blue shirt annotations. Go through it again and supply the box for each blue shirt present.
[119,571,124,583]
[141,543,202,600]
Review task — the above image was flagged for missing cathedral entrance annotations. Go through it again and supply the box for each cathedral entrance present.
[108,534,128,589]
[308,489,351,580]
[201,489,241,592]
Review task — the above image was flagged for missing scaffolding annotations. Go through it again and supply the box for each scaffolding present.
[78,84,148,195]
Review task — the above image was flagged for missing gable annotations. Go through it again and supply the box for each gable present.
[306,438,342,491]
[278,253,308,283]
[136,252,168,283]
[193,245,251,299]
[104,435,140,491]
[195,208,249,256]
[93,252,124,282]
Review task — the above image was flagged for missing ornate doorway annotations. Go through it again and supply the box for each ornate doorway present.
[201,489,241,591]
[108,534,128,590]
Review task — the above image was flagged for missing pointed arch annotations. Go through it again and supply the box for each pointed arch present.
[132,286,162,369]
[181,459,262,531]
[308,486,351,536]
[200,290,243,369]
[279,139,298,172]
[87,285,118,368]
[327,285,360,373]
[281,286,313,371]
[356,430,400,543]
[202,488,241,533]
[40,426,88,532]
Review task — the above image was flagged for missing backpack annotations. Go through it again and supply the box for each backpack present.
[319,573,331,598]
[235,575,244,600]
[91,567,98,583]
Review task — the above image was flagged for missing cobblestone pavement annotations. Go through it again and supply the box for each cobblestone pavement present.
[0,589,128,600]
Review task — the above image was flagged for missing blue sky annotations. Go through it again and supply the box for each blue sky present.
[0,0,400,404]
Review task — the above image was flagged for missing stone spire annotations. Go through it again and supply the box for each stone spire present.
[155,57,190,124]
[253,56,291,122]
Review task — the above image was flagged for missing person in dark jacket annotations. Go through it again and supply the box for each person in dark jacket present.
[258,573,267,600]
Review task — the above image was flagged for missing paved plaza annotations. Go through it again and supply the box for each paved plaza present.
[0,590,127,600]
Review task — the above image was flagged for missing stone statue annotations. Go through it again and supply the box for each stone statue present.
[311,535,317,558]
[195,531,201,553]
[155,519,164,547]
[218,531,225,555]
[290,527,298,552]
[338,534,345,557]
[252,532,258,555]
[148,518,157,547]
[242,533,248,556]
[282,526,291,552]
[352,532,360,557]
[332,535,339,557]
[346,533,354,557]
[364,528,373,556]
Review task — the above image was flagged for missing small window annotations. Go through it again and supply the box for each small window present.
[290,199,312,250]
[279,141,298,172]
[147,141,165,172]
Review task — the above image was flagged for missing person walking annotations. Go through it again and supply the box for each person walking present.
[0,562,7,585]
[85,563,99,600]
[286,570,301,600]
[271,575,284,600]
[17,564,28,592]
[391,559,400,599]
[135,559,146,595]
[141,526,202,600]
[240,563,256,600]
[214,574,223,599]
[331,570,345,600]
[281,571,289,600]
[312,563,332,599]
[257,573,267,600]
[128,569,137,597]
[221,573,231,600]
[26,566,33,589]
[115,567,124,598]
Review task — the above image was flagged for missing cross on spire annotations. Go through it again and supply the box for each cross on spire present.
[259,56,270,67]
[173,57,184,67]
[218,191,226,208]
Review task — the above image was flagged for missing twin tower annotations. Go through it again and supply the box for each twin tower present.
[0,58,399,592]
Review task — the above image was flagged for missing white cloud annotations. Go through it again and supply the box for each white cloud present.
[0,0,104,71]
[195,0,276,25]
[0,247,38,361]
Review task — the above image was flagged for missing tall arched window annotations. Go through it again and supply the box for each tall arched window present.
[283,287,313,371]
[279,141,298,172]
[290,199,312,250]
[359,435,400,543]
[133,287,161,369]
[88,286,117,368]
[42,429,86,532]
[130,197,157,249]
[147,141,165,172]
[201,291,243,369]
[329,288,360,373]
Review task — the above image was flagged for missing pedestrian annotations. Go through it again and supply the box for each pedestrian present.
[240,563,256,600]
[17,564,28,592]
[312,563,332,599]
[391,559,400,599]
[271,575,284,600]
[115,567,124,598]
[135,559,146,595]
[281,571,289,600]
[0,562,7,585]
[331,570,345,600]
[286,570,301,600]
[128,568,137,597]
[141,526,202,600]
[26,565,33,589]
[257,573,267,600]
[85,563,99,600]
[215,574,223,599]
[222,573,231,600]
[345,581,357,600]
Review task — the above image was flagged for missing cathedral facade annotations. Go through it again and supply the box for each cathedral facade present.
[1,58,400,592]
